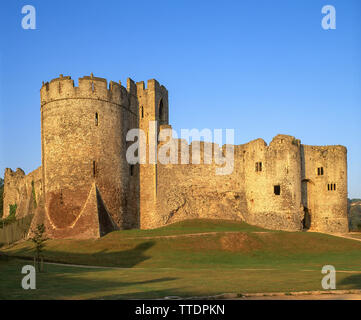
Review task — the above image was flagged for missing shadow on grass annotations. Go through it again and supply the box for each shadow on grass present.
[1,241,184,300]
[2,240,156,268]
[339,274,361,289]
[0,259,180,299]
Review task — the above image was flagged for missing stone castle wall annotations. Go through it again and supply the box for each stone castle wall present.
[301,145,348,233]
[155,139,246,228]
[3,167,43,220]
[155,134,306,231]
[2,75,349,238]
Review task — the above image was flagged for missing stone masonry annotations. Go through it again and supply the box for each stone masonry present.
[2,74,349,238]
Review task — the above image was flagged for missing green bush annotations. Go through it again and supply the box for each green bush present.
[9,203,17,217]
[0,203,17,229]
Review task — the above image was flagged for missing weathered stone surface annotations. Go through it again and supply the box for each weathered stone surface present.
[3,167,42,219]
[3,75,349,238]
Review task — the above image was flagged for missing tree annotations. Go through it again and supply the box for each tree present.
[30,224,48,272]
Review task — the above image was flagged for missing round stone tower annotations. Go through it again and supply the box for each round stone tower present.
[40,74,137,238]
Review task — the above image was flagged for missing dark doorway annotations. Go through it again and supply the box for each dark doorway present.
[302,207,311,230]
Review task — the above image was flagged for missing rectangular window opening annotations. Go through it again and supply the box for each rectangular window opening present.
[274,185,281,195]
[255,162,262,172]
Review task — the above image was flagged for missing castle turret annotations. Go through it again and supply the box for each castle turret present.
[40,74,135,238]
[301,144,348,233]
[243,135,303,231]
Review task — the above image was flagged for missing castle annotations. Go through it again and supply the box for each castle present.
[2,74,349,239]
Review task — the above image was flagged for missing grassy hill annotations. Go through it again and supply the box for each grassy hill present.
[2,219,361,269]
[1,219,361,299]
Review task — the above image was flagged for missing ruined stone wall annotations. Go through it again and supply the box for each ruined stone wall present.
[3,167,43,219]
[156,133,347,233]
[155,138,247,228]
[155,134,304,231]
[301,144,348,233]
[40,74,136,237]
[243,135,303,231]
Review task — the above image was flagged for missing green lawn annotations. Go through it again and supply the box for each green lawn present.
[1,219,361,299]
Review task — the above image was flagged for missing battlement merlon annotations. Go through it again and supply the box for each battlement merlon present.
[135,79,168,95]
[127,78,137,95]
[40,74,131,108]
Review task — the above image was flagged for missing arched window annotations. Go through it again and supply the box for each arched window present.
[95,112,98,126]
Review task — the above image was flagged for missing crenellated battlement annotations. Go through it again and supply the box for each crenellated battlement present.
[41,74,137,109]
[136,78,168,96]
[40,74,169,118]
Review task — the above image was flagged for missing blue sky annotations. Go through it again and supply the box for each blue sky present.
[0,0,360,198]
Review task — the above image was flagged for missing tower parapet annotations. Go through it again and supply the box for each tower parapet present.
[40,74,132,111]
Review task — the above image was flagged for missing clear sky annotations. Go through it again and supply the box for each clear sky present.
[0,0,360,198]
